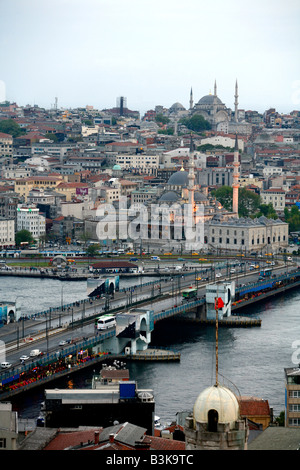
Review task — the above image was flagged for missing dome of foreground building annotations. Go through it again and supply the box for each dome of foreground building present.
[193,384,240,430]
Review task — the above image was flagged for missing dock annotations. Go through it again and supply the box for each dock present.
[126,348,181,361]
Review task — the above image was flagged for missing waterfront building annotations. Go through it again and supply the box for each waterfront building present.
[0,217,15,248]
[16,204,46,241]
[284,367,300,427]
[42,381,155,434]
[206,215,289,253]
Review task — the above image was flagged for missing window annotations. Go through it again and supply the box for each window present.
[0,438,6,448]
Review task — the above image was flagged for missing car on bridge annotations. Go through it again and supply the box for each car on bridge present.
[1,362,12,369]
[20,355,30,362]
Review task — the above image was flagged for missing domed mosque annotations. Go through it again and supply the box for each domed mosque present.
[191,80,231,130]
[158,135,226,221]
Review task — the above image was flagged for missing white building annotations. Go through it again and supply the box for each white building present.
[261,188,286,212]
[115,153,160,175]
[263,167,283,177]
[16,205,46,241]
[206,216,289,253]
[0,218,15,248]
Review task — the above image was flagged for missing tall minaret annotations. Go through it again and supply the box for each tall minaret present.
[232,134,240,216]
[188,134,195,207]
[234,79,239,122]
[214,80,217,96]
[189,87,193,110]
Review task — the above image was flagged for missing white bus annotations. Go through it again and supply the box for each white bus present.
[97,315,116,330]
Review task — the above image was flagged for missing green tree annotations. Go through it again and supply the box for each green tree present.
[255,203,278,219]
[180,114,211,132]
[238,188,261,217]
[86,244,100,257]
[211,186,261,217]
[45,133,58,142]
[284,205,300,232]
[211,186,233,211]
[155,114,170,125]
[15,230,34,246]
[0,119,25,138]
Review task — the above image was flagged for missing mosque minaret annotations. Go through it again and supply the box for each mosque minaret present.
[232,134,240,215]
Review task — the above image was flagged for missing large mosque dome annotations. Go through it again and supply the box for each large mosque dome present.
[193,384,240,429]
[197,94,223,106]
[167,169,189,187]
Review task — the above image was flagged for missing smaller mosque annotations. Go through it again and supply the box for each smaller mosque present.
[184,383,249,450]
[184,288,249,450]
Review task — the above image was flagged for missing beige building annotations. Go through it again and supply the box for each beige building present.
[0,402,18,450]
[55,182,89,202]
[0,217,15,248]
[285,367,300,427]
[261,188,286,212]
[14,175,63,201]
[100,186,120,204]
[115,153,159,175]
[0,132,13,164]
[206,216,289,253]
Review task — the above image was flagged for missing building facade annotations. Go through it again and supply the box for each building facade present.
[16,205,46,241]
[285,367,300,428]
[0,217,15,248]
[206,216,289,253]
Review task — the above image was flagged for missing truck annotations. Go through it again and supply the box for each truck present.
[30,349,41,357]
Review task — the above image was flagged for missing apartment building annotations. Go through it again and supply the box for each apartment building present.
[0,132,13,164]
[285,367,300,427]
[261,188,286,212]
[16,204,46,240]
[14,175,64,201]
[0,217,15,248]
[115,153,159,175]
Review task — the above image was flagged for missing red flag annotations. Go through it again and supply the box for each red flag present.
[215,297,224,309]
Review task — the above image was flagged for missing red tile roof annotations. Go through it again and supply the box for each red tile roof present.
[238,396,270,417]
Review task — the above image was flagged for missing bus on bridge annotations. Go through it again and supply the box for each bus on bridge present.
[258,268,272,280]
[182,287,197,300]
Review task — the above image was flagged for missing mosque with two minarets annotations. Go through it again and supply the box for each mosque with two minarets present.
[168,80,252,135]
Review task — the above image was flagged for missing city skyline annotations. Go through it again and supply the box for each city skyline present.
[1,0,300,115]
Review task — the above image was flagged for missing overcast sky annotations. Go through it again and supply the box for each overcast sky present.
[1,0,300,116]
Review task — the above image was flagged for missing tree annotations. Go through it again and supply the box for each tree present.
[238,188,261,217]
[15,230,34,246]
[180,114,211,132]
[255,203,278,219]
[0,119,25,138]
[211,186,261,217]
[284,205,300,232]
[155,114,170,125]
[86,244,100,257]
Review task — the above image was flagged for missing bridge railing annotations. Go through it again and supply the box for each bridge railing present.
[154,298,205,322]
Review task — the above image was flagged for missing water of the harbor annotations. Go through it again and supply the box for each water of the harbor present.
[2,276,300,423]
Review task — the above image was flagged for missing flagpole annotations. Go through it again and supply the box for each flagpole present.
[215,296,218,386]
